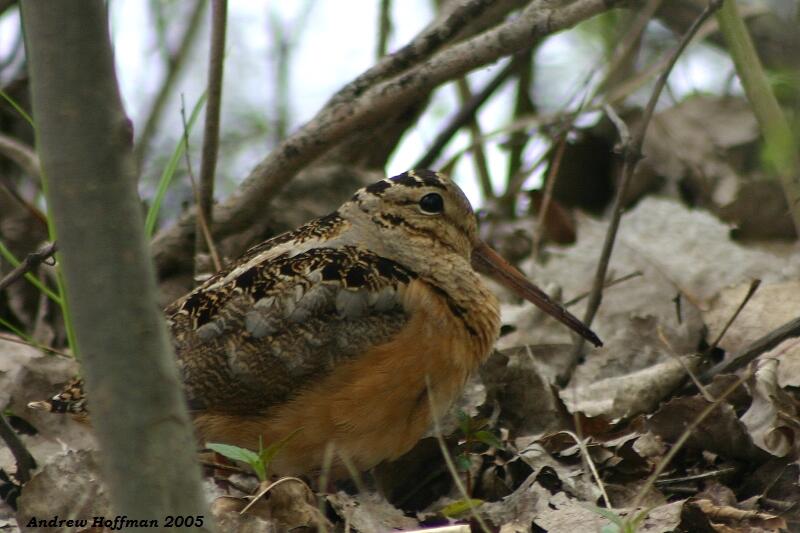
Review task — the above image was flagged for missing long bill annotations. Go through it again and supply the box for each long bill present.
[471,241,603,347]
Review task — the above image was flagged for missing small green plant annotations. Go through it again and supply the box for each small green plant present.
[206,428,302,482]
[454,410,504,494]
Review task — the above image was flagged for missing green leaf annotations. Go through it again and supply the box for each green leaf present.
[440,498,484,518]
[144,91,207,238]
[473,430,504,450]
[454,453,472,472]
[456,409,471,435]
[206,442,260,466]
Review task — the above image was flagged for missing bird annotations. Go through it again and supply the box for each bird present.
[30,169,601,476]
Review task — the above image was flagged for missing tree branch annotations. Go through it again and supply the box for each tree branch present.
[415,52,524,169]
[195,0,227,268]
[0,132,40,179]
[0,241,56,293]
[153,0,621,276]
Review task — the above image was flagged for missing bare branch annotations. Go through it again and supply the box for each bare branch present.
[559,0,724,385]
[329,0,497,105]
[702,315,800,381]
[0,241,56,293]
[376,0,393,59]
[153,0,621,275]
[456,77,494,200]
[0,132,40,179]
[195,0,227,270]
[415,52,524,169]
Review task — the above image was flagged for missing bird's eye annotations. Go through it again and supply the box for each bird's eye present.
[419,193,444,214]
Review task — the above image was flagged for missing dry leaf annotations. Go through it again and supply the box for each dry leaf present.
[740,347,800,457]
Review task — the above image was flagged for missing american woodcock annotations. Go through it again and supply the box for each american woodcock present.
[31,169,601,476]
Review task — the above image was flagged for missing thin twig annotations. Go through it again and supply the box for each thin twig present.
[503,48,535,215]
[595,0,663,96]
[455,78,494,200]
[562,271,642,307]
[180,97,222,276]
[654,466,738,486]
[317,442,335,533]
[0,132,41,179]
[135,0,208,168]
[706,278,761,355]
[563,430,611,509]
[0,332,72,358]
[0,412,36,484]
[376,0,392,59]
[0,182,49,230]
[559,0,724,385]
[0,241,57,293]
[268,10,290,145]
[198,460,246,474]
[501,139,554,209]
[268,0,315,146]
[628,368,753,512]
[701,315,800,381]
[415,52,526,169]
[657,326,711,401]
[426,376,491,533]
[330,0,496,106]
[195,0,227,272]
[239,476,309,515]
[532,133,568,257]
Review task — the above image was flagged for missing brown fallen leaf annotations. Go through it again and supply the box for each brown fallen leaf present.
[740,345,800,457]
[211,477,330,532]
[691,497,787,531]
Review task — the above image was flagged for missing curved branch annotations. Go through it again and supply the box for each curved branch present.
[0,133,40,179]
[153,0,621,274]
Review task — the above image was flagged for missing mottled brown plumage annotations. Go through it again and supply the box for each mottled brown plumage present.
[31,169,601,475]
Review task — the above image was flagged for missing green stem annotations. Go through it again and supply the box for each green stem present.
[717,0,800,234]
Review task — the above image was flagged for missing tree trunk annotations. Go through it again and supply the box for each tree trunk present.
[21,1,212,529]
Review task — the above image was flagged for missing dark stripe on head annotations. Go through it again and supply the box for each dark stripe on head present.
[390,172,423,188]
[410,169,447,189]
[365,180,392,196]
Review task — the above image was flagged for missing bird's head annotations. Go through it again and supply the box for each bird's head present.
[340,170,602,347]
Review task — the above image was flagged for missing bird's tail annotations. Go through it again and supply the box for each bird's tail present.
[27,376,89,420]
